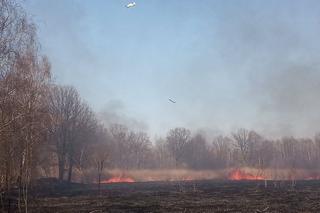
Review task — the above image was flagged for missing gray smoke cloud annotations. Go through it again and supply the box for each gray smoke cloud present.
[251,64,320,137]
[99,99,148,132]
[208,1,320,138]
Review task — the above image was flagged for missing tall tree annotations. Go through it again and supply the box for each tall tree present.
[232,128,250,165]
[48,86,96,182]
[0,1,51,211]
[166,127,191,168]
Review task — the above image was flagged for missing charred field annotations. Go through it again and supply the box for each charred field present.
[16,179,320,213]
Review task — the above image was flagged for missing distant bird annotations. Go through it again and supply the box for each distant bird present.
[126,2,136,8]
[168,98,176,104]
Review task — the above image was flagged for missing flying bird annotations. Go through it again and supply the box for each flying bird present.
[126,2,136,8]
[168,98,176,104]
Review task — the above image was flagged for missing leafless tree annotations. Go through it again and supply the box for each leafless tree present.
[128,131,151,169]
[212,136,232,169]
[88,126,110,193]
[166,127,191,168]
[279,137,299,187]
[232,128,250,165]
[48,86,96,182]
[154,138,174,169]
[183,133,211,169]
[109,124,129,169]
[0,1,51,211]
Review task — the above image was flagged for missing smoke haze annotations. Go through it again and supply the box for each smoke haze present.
[24,0,320,138]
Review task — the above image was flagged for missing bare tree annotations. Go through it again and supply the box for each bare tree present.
[166,127,191,168]
[279,137,298,187]
[109,124,129,169]
[48,86,96,182]
[89,126,110,193]
[212,136,232,169]
[154,138,174,169]
[0,1,51,211]
[183,133,211,169]
[232,128,250,165]
[127,131,151,169]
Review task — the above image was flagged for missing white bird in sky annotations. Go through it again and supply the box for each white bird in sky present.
[126,2,136,8]
[168,98,176,104]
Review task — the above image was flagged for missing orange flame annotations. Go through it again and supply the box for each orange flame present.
[102,176,135,184]
[182,176,193,181]
[229,169,264,180]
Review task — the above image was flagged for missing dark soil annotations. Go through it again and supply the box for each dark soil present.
[6,179,320,212]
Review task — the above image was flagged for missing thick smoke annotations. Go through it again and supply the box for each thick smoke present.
[213,1,320,137]
[252,65,320,137]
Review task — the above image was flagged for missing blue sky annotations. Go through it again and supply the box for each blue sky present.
[24,0,320,138]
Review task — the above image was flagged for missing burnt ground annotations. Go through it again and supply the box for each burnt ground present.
[6,179,320,212]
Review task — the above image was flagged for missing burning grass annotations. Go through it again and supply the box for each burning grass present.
[103,169,225,183]
[228,169,264,180]
[100,168,320,183]
[101,176,135,183]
